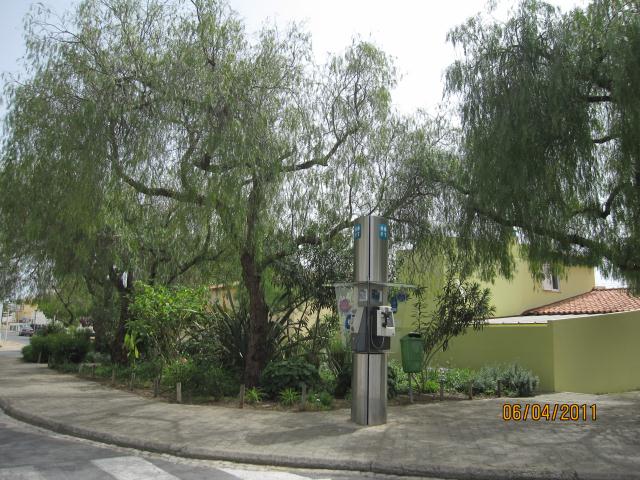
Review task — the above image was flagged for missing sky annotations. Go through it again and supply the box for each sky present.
[0,0,623,287]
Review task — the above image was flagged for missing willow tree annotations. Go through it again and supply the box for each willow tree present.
[1,0,438,384]
[439,0,640,288]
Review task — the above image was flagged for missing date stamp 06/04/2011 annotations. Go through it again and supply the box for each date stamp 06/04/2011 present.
[502,403,597,422]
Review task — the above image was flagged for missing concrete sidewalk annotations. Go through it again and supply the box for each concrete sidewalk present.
[1,350,639,480]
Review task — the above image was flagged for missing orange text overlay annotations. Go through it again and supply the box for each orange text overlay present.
[502,403,597,422]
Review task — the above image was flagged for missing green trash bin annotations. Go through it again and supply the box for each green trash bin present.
[400,333,424,374]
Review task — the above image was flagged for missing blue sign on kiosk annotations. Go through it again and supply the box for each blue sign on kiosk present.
[379,223,388,240]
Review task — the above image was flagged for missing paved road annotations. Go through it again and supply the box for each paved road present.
[2,344,640,479]
[0,330,29,347]
[0,411,438,480]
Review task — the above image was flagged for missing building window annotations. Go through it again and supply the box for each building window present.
[542,264,560,292]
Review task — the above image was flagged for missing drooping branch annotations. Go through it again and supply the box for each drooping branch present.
[167,223,224,285]
[261,218,354,269]
[592,134,618,144]
[586,94,613,103]
[572,184,624,219]
[111,158,206,206]
[108,122,206,206]
[283,126,359,173]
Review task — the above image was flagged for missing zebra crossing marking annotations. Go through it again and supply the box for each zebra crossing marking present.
[220,467,332,480]
[92,456,181,480]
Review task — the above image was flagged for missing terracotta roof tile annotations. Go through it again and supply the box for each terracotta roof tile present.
[523,288,640,315]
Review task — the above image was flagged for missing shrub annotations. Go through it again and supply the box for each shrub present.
[21,344,35,362]
[444,367,473,392]
[305,390,334,410]
[132,360,163,382]
[279,387,300,406]
[318,390,333,408]
[325,339,351,398]
[387,360,410,398]
[501,364,539,397]
[55,362,80,374]
[94,364,115,378]
[472,363,539,397]
[192,364,238,399]
[27,335,51,362]
[49,332,91,364]
[24,332,91,364]
[245,387,263,404]
[84,351,111,364]
[162,359,197,388]
[261,358,320,398]
[423,379,439,393]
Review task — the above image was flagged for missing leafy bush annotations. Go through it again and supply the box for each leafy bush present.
[132,360,163,382]
[49,332,91,364]
[84,351,111,364]
[128,283,209,363]
[325,339,352,398]
[26,335,51,362]
[192,364,239,399]
[261,357,320,398]
[94,364,115,378]
[501,364,539,397]
[388,360,410,398]
[444,367,473,392]
[162,359,197,387]
[158,359,237,399]
[21,345,35,362]
[318,390,333,408]
[23,332,91,364]
[423,379,439,393]
[279,387,300,406]
[35,323,65,337]
[55,362,80,374]
[305,390,334,410]
[245,387,263,404]
[472,363,539,397]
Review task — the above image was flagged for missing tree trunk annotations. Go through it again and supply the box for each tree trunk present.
[241,250,270,387]
[110,269,134,365]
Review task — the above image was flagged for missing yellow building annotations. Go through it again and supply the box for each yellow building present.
[391,252,640,394]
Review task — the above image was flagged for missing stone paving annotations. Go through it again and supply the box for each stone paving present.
[1,348,639,479]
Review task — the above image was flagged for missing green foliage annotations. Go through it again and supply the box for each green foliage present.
[304,390,334,410]
[260,358,320,398]
[24,331,91,364]
[417,269,495,369]
[245,387,264,404]
[325,339,352,398]
[318,391,334,408]
[444,0,640,290]
[83,351,111,364]
[35,323,66,337]
[162,359,198,387]
[128,283,209,364]
[278,387,300,406]
[54,362,81,374]
[443,367,474,393]
[194,303,287,375]
[472,363,539,397]
[0,0,443,387]
[159,358,238,398]
[21,345,35,362]
[387,359,409,397]
[422,379,439,393]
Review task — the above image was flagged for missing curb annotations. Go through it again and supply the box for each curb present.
[2,396,637,480]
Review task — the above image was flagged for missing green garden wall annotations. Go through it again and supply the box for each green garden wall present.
[422,325,555,392]
[551,311,640,393]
